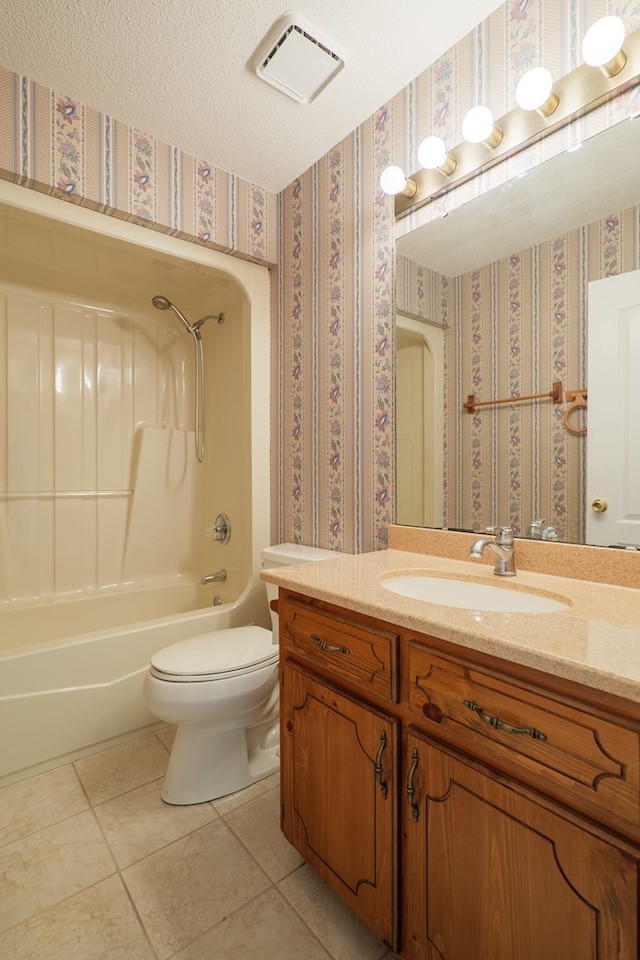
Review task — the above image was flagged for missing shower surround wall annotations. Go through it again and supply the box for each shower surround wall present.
[0,195,259,608]
[1,0,639,554]
[1,289,200,601]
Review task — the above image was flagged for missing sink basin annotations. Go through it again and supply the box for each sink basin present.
[379,575,570,613]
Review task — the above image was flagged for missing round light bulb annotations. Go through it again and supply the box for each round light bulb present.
[417,136,447,170]
[516,68,553,111]
[380,165,409,195]
[582,16,625,67]
[462,106,496,144]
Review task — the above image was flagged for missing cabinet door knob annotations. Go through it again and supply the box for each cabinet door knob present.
[591,498,608,513]
[406,748,420,822]
[464,700,547,741]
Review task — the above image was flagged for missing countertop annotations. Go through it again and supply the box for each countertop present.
[261,548,640,703]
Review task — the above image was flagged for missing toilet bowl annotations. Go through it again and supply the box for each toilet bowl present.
[143,543,344,805]
[143,626,279,804]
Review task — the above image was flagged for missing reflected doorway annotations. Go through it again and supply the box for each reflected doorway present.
[396,314,444,528]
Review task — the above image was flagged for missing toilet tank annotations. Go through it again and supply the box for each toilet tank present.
[261,543,347,642]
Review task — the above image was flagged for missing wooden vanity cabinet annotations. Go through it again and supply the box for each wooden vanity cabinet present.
[279,595,401,950]
[403,729,638,960]
[278,589,640,960]
[280,661,399,948]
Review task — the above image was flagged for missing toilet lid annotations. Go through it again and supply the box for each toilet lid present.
[150,626,278,681]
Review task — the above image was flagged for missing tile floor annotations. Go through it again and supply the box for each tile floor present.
[0,729,397,959]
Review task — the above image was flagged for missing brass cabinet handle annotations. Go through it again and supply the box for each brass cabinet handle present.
[375,731,388,799]
[463,700,548,741]
[406,747,419,821]
[309,633,350,654]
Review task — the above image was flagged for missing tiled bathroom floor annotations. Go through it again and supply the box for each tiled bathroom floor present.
[0,730,397,959]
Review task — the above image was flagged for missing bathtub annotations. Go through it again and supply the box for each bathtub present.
[0,579,263,785]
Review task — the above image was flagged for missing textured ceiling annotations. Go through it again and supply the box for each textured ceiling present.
[0,0,504,192]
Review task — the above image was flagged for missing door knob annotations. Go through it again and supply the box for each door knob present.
[591,498,608,513]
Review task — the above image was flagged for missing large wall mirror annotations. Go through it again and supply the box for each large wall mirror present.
[395,115,640,547]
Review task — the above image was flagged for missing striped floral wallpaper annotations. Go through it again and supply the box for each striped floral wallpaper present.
[0,70,277,265]
[277,114,395,554]
[277,0,640,553]
[1,0,639,556]
[398,202,640,545]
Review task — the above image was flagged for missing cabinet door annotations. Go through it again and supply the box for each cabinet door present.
[281,661,398,950]
[403,729,638,960]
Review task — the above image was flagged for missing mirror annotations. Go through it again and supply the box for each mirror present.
[395,116,640,545]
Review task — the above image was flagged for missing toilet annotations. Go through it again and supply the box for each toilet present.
[143,543,342,804]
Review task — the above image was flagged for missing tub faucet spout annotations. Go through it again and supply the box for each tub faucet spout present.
[201,569,226,584]
[469,526,516,577]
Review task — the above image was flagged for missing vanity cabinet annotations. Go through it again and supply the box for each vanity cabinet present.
[280,662,399,947]
[403,729,638,959]
[279,598,400,949]
[278,589,640,959]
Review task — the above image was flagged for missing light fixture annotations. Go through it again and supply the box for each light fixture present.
[461,106,503,148]
[417,136,457,175]
[389,25,639,217]
[582,16,627,77]
[516,68,559,117]
[379,165,417,198]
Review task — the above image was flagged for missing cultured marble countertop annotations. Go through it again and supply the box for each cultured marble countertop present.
[261,549,640,703]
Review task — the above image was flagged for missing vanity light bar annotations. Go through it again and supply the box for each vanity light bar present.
[392,27,640,219]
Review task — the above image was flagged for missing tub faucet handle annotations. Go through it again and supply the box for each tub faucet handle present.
[205,512,231,545]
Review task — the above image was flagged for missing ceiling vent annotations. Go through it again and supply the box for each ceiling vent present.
[253,12,345,104]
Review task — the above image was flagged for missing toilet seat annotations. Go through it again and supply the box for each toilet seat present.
[149,626,277,682]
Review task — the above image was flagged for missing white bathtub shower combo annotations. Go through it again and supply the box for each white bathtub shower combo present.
[0,180,272,787]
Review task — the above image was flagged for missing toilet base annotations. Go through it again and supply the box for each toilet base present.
[161,716,280,805]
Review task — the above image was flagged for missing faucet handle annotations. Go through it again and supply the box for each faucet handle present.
[526,518,545,538]
[486,525,515,544]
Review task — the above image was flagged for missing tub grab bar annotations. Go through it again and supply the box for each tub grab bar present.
[0,489,134,499]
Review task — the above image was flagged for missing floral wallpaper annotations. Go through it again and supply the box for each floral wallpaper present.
[0,70,277,265]
[277,116,395,553]
[1,0,640,557]
[398,200,640,544]
[275,0,640,553]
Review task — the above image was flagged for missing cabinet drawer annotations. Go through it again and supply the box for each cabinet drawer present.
[280,599,399,701]
[408,642,640,831]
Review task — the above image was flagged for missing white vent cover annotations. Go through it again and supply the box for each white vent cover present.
[253,12,345,104]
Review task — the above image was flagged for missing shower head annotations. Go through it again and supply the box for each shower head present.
[151,295,193,334]
[151,295,171,311]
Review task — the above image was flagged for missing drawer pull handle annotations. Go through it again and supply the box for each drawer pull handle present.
[375,731,388,799]
[463,700,548,741]
[406,748,419,821]
[309,633,350,655]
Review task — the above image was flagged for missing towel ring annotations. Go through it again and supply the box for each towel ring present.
[563,389,587,435]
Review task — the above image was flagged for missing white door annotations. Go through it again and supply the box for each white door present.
[586,269,640,547]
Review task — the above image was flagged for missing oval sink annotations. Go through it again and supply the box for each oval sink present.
[379,575,570,613]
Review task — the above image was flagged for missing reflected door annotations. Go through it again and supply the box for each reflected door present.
[587,269,640,547]
[396,317,443,528]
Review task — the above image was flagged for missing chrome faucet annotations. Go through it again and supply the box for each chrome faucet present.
[526,518,560,541]
[200,569,227,584]
[469,526,516,577]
